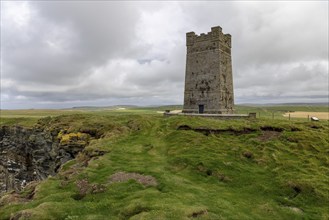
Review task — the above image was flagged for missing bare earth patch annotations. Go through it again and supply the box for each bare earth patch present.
[286,206,303,214]
[109,172,157,187]
[283,111,329,120]
[258,131,281,141]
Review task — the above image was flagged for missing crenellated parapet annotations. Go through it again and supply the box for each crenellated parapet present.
[186,26,231,49]
[186,26,232,55]
[223,34,231,48]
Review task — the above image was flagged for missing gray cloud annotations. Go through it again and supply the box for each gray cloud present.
[2,1,141,85]
[1,1,328,109]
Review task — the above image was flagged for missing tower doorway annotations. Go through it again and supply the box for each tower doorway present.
[198,105,204,114]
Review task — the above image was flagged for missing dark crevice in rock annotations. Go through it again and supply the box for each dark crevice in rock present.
[54,164,61,173]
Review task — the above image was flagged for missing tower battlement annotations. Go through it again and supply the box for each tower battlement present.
[186,26,231,49]
[183,26,234,114]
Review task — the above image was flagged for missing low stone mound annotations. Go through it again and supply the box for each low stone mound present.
[109,172,157,187]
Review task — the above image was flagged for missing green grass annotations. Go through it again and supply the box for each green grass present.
[0,107,328,219]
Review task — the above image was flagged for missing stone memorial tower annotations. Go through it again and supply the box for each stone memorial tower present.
[182,26,234,114]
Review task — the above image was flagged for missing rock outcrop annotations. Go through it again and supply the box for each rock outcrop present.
[0,125,89,195]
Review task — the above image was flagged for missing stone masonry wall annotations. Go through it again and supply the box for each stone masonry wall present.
[183,26,234,114]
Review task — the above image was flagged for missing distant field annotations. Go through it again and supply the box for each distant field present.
[0,108,157,127]
[0,109,85,127]
[283,111,329,120]
[1,104,328,127]
[0,109,83,117]
[234,105,328,121]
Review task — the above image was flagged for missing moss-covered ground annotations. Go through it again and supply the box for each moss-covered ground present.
[0,108,328,219]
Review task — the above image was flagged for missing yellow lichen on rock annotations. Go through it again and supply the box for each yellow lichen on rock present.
[58,131,89,145]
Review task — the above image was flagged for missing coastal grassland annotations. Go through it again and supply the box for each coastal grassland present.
[1,104,328,127]
[0,110,328,220]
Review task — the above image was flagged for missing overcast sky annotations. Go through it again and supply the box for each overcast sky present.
[1,1,328,109]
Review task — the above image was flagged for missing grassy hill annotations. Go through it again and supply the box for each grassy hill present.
[0,109,328,219]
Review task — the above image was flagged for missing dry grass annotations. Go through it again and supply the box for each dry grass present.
[157,110,182,114]
[283,111,329,120]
